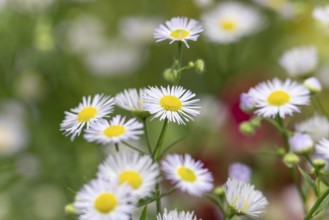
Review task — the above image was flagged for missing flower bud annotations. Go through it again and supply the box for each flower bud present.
[195,59,205,74]
[214,186,225,196]
[304,77,322,94]
[313,159,326,170]
[188,61,195,68]
[289,132,314,155]
[163,68,175,83]
[65,203,77,215]
[239,121,255,136]
[283,153,300,168]
[239,92,255,112]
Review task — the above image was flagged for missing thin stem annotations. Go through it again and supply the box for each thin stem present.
[152,119,169,160]
[291,168,307,213]
[158,135,186,159]
[313,96,328,118]
[276,116,290,149]
[174,42,183,85]
[143,119,152,155]
[122,141,145,155]
[138,188,175,207]
[304,187,329,220]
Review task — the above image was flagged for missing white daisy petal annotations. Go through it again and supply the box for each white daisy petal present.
[143,86,200,125]
[154,17,203,48]
[97,151,160,198]
[74,178,136,220]
[60,94,115,141]
[161,154,214,197]
[295,114,329,142]
[84,115,143,145]
[248,78,310,118]
[157,208,201,220]
[315,139,329,160]
[224,178,268,218]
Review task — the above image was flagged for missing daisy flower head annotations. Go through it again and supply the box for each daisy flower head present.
[316,139,329,160]
[313,5,329,26]
[279,46,318,77]
[157,209,200,220]
[295,114,329,142]
[224,178,268,218]
[154,17,203,48]
[74,178,136,220]
[60,94,114,141]
[143,86,200,125]
[161,154,214,197]
[84,115,143,145]
[248,78,310,118]
[115,88,150,119]
[97,151,159,198]
[202,2,263,44]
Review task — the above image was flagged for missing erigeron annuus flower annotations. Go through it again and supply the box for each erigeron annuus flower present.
[224,178,268,217]
[289,132,314,154]
[279,46,318,77]
[97,151,159,198]
[74,178,136,220]
[253,0,296,19]
[315,139,329,160]
[161,154,214,197]
[157,209,200,220]
[154,17,203,48]
[228,162,252,182]
[202,2,262,44]
[248,78,310,118]
[143,86,200,125]
[295,114,329,142]
[84,115,143,145]
[60,94,114,141]
[313,5,329,26]
[303,77,322,93]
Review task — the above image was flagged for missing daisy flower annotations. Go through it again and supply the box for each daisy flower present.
[161,154,214,197]
[295,114,329,142]
[97,151,159,198]
[248,78,310,118]
[154,17,203,48]
[143,86,200,125]
[84,115,143,145]
[157,209,200,220]
[115,88,150,119]
[313,5,329,26]
[315,139,329,160]
[279,46,318,77]
[202,2,262,44]
[60,94,114,141]
[224,178,268,218]
[74,178,136,220]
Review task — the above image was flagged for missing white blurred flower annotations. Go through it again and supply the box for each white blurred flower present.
[253,0,296,19]
[202,2,263,44]
[65,16,108,54]
[0,194,10,219]
[313,5,329,26]
[240,91,256,112]
[295,115,329,142]
[0,0,7,9]
[193,0,214,8]
[9,0,54,12]
[303,77,322,93]
[316,65,329,87]
[289,132,314,154]
[16,154,40,178]
[228,162,252,182]
[157,209,200,220]
[0,115,27,156]
[119,16,161,44]
[279,46,318,77]
[315,139,329,160]
[85,45,145,76]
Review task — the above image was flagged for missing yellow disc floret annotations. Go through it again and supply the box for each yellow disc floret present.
[94,193,117,213]
[170,29,190,40]
[220,19,237,31]
[267,90,290,106]
[78,107,97,122]
[119,170,143,189]
[103,125,126,137]
[160,95,182,111]
[177,167,197,182]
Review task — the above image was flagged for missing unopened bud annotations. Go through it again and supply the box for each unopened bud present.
[249,117,262,128]
[163,68,175,83]
[313,159,326,170]
[283,153,300,168]
[195,59,205,74]
[188,61,194,68]
[239,122,255,136]
[239,92,255,112]
[304,77,322,94]
[277,147,286,156]
[65,203,77,215]
[214,186,225,196]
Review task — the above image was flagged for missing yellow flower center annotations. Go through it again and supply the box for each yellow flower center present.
[77,107,97,122]
[103,125,126,137]
[267,90,290,106]
[94,193,117,213]
[119,170,143,189]
[232,196,249,213]
[170,29,190,40]
[177,167,197,182]
[220,19,237,31]
[160,95,182,111]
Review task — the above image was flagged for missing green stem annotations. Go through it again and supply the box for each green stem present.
[122,141,145,155]
[312,96,328,118]
[138,188,175,207]
[143,119,152,155]
[174,42,183,85]
[158,135,186,159]
[304,187,329,220]
[152,119,169,160]
[276,116,290,149]
[291,168,307,212]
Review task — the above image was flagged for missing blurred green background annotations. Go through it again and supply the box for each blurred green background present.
[1,0,329,219]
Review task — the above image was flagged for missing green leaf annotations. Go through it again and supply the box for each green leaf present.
[139,205,147,220]
[298,166,318,196]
